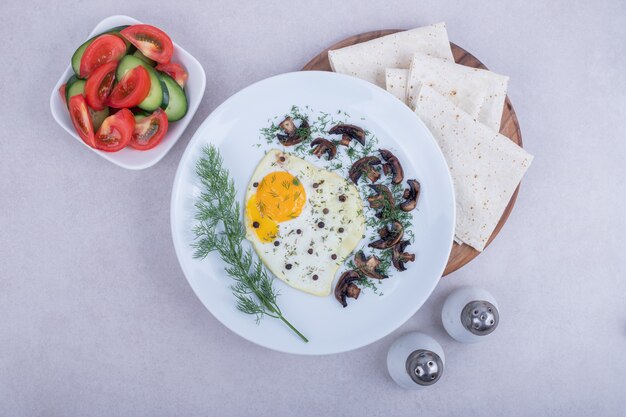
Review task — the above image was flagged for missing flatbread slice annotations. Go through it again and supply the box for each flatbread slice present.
[328,23,454,88]
[407,54,509,132]
[414,85,533,251]
[385,68,409,104]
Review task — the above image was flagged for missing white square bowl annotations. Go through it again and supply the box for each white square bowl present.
[49,15,206,170]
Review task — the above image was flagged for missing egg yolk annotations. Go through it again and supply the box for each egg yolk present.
[247,171,306,243]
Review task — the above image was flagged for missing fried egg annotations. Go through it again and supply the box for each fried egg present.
[244,149,365,296]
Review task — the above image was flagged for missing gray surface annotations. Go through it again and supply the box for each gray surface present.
[1,0,625,415]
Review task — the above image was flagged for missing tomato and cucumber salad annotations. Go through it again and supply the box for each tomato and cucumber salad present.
[60,23,189,153]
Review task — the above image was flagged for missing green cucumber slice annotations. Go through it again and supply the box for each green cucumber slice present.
[116,55,164,111]
[158,72,188,122]
[65,76,86,105]
[131,108,151,117]
[71,25,131,77]
[132,50,157,67]
[89,107,110,130]
[159,76,169,110]
[64,75,108,129]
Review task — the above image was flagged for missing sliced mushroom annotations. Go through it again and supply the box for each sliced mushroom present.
[339,135,353,147]
[392,240,415,271]
[349,156,381,184]
[277,118,310,146]
[310,138,337,160]
[354,251,388,279]
[368,221,404,250]
[328,124,366,146]
[279,116,296,136]
[399,179,420,212]
[346,283,361,299]
[379,149,404,184]
[335,270,362,308]
[367,184,395,212]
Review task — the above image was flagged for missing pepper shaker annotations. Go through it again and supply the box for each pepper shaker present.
[387,332,445,389]
[441,286,499,343]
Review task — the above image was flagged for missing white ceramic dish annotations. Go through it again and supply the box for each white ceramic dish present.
[171,71,455,355]
[49,15,206,170]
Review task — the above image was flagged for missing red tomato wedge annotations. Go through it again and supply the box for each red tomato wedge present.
[94,108,135,152]
[84,61,117,111]
[69,95,96,147]
[107,65,151,109]
[130,109,169,150]
[59,84,67,106]
[79,34,127,78]
[121,25,173,64]
[155,62,188,87]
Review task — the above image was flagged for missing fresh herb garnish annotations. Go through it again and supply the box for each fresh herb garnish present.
[192,145,308,343]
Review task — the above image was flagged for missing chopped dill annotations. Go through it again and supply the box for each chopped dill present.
[256,105,417,299]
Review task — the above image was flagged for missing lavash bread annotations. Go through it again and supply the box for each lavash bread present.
[407,54,509,132]
[385,68,410,104]
[414,85,533,251]
[328,23,454,88]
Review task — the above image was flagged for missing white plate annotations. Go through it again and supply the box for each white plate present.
[49,15,206,170]
[171,71,455,354]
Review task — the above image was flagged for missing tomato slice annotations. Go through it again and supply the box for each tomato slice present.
[94,108,135,152]
[130,109,169,150]
[84,61,117,111]
[155,62,188,87]
[59,83,67,106]
[69,95,95,148]
[79,34,127,78]
[106,65,151,109]
[121,25,173,64]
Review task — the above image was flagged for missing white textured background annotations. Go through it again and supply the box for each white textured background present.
[1,1,625,416]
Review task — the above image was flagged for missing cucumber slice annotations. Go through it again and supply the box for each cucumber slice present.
[159,76,169,110]
[64,75,108,129]
[132,50,157,67]
[71,25,131,77]
[159,72,188,122]
[89,106,110,130]
[65,76,86,106]
[131,108,151,117]
[116,55,164,111]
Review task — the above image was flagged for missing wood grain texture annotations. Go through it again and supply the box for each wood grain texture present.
[302,29,524,276]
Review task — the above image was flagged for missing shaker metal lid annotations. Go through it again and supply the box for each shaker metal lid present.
[461,300,499,335]
[405,349,443,386]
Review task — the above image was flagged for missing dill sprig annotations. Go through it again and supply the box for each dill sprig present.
[191,145,308,343]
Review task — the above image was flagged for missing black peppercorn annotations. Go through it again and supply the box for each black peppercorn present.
[252,221,260,228]
[323,208,329,214]
[274,241,280,247]
[253,182,258,187]
[285,263,292,270]
[312,275,318,281]
[331,254,337,260]
[338,227,344,233]
[318,221,325,228]
[307,248,313,254]
[339,195,346,202]
[296,229,302,234]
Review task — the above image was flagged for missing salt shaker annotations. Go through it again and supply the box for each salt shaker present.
[387,332,445,389]
[441,286,499,343]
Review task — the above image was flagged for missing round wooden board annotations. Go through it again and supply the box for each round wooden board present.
[302,29,523,276]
